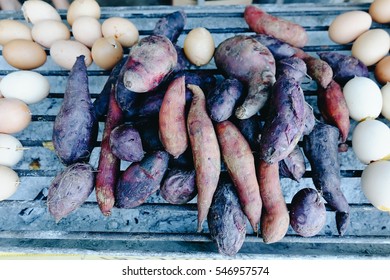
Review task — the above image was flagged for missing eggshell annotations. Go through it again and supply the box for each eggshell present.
[0,19,32,46]
[3,39,47,70]
[352,29,390,66]
[67,0,101,26]
[21,0,61,24]
[369,0,390,24]
[380,82,390,121]
[0,165,20,201]
[32,20,70,48]
[0,133,24,167]
[0,71,50,104]
[101,17,139,48]
[374,56,390,85]
[50,40,92,70]
[328,11,372,44]
[352,119,390,164]
[72,16,102,48]
[361,160,390,211]
[183,27,215,66]
[91,37,123,70]
[0,98,31,134]
[343,76,383,121]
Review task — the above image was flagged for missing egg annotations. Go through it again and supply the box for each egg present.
[369,0,390,24]
[72,16,102,48]
[352,119,390,165]
[0,133,24,167]
[183,27,215,66]
[3,39,47,70]
[374,56,390,85]
[351,29,390,66]
[328,11,372,45]
[0,98,31,134]
[67,0,101,26]
[91,37,123,70]
[0,165,20,201]
[0,19,32,46]
[361,160,390,212]
[101,17,139,48]
[343,76,382,122]
[31,20,70,49]
[0,71,50,104]
[21,0,61,24]
[50,40,92,70]
[380,82,390,121]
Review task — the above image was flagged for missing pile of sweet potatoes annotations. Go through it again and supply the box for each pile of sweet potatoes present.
[47,6,359,256]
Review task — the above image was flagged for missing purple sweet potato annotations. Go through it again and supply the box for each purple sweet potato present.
[206,78,244,122]
[122,35,177,93]
[136,118,164,152]
[276,57,307,82]
[251,34,296,61]
[115,61,139,116]
[160,168,196,204]
[110,124,144,162]
[95,84,124,216]
[116,150,169,208]
[153,10,187,44]
[208,175,246,257]
[47,163,95,222]
[214,35,276,119]
[279,145,306,182]
[259,76,306,164]
[52,55,98,165]
[317,80,350,143]
[303,122,350,235]
[317,51,369,86]
[232,114,262,153]
[303,101,316,136]
[289,187,327,237]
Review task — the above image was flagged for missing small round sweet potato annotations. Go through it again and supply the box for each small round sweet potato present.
[160,168,196,204]
[110,124,144,162]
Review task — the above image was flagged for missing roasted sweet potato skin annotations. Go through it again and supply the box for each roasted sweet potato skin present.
[160,168,196,204]
[208,175,246,257]
[52,55,97,165]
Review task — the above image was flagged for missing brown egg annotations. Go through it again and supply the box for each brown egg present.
[67,0,101,26]
[3,39,47,70]
[0,98,32,134]
[32,20,70,48]
[91,37,123,70]
[375,56,390,84]
[0,19,32,46]
[101,17,139,48]
[72,16,102,48]
[50,39,92,70]
[369,0,390,24]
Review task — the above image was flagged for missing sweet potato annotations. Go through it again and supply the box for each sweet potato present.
[317,51,369,86]
[279,145,306,182]
[303,101,316,136]
[303,122,350,235]
[122,35,177,93]
[276,57,307,82]
[168,147,194,170]
[136,118,164,152]
[115,62,139,116]
[244,5,308,48]
[289,187,327,237]
[208,175,246,257]
[317,80,350,143]
[232,114,262,153]
[259,76,306,164]
[214,35,276,119]
[116,150,169,208]
[257,160,289,243]
[251,34,296,61]
[95,84,124,216]
[52,55,98,165]
[110,124,144,162]
[47,163,95,222]
[187,84,221,231]
[159,75,188,158]
[153,10,186,44]
[160,168,196,204]
[216,120,262,232]
[206,78,244,122]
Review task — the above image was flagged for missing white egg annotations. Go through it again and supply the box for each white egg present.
[352,119,390,164]
[343,76,383,121]
[361,160,390,212]
[0,133,24,167]
[0,71,50,104]
[0,165,20,201]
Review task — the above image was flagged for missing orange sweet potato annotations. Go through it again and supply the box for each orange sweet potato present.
[187,84,221,231]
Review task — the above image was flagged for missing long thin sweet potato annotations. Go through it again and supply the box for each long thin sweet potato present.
[187,84,221,231]
[244,5,308,48]
[257,160,289,243]
[159,75,188,158]
[95,83,124,216]
[216,120,262,232]
[153,10,186,44]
